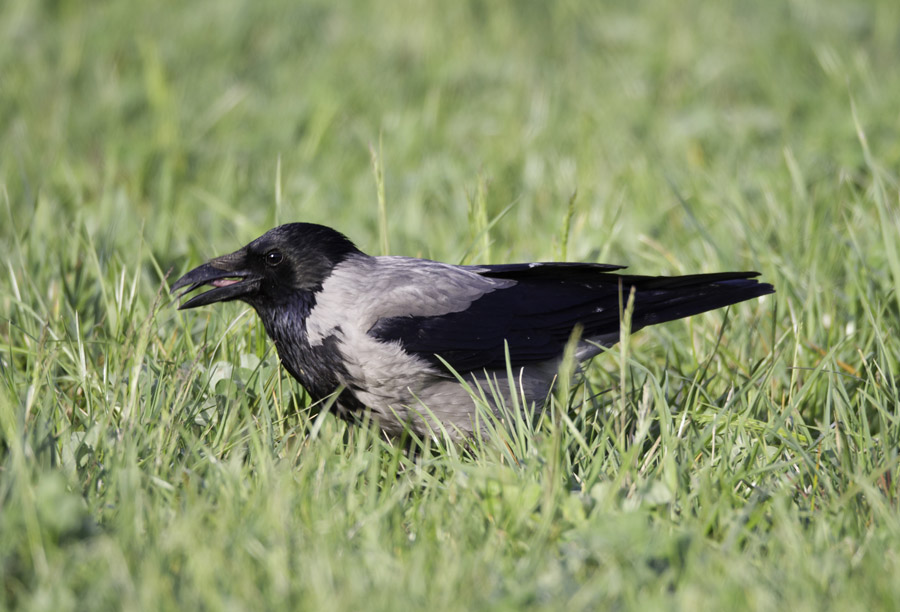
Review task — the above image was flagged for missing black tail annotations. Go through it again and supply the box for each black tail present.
[619,272,774,331]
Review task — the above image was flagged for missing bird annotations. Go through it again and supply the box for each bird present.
[171,222,774,439]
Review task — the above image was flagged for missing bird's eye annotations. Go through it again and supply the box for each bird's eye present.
[265,251,283,267]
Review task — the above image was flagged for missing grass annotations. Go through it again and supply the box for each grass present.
[2,0,900,609]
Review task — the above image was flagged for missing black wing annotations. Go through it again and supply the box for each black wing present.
[369,263,773,373]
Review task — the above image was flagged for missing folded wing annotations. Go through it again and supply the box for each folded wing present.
[368,262,773,373]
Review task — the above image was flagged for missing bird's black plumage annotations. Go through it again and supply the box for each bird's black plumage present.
[171,222,774,438]
[369,268,768,372]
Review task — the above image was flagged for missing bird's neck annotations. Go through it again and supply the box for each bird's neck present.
[254,292,345,402]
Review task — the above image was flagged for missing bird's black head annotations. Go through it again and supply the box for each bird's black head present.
[171,223,364,310]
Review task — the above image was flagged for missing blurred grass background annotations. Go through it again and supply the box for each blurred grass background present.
[2,0,900,609]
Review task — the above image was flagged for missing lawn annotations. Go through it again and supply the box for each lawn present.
[2,0,900,609]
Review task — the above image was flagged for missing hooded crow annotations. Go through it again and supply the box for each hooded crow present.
[171,223,773,439]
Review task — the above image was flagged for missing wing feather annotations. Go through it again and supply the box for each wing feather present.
[368,264,773,373]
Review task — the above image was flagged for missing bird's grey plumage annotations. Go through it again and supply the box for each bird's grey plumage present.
[171,222,774,440]
[306,255,514,345]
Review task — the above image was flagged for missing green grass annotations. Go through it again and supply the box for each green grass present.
[3,0,900,609]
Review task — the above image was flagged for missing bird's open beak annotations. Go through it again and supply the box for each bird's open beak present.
[171,249,261,310]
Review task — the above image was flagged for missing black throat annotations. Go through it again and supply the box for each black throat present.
[252,291,347,403]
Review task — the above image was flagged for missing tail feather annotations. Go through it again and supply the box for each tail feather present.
[621,272,774,331]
